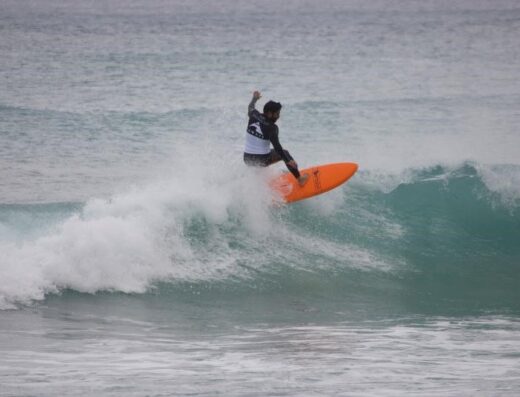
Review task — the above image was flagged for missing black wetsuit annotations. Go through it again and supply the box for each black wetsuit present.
[243,98,301,179]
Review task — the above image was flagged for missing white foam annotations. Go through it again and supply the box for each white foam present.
[0,150,283,308]
[476,164,520,208]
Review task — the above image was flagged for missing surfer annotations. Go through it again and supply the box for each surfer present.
[244,91,309,186]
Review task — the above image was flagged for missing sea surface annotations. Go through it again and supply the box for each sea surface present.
[1,1,520,396]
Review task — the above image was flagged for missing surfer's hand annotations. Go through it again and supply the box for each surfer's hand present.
[252,91,261,100]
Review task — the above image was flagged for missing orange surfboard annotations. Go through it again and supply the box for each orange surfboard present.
[270,162,358,203]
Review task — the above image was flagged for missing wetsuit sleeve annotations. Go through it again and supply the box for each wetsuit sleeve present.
[269,126,291,163]
[248,97,260,118]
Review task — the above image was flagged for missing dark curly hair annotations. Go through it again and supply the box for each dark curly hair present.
[263,101,282,113]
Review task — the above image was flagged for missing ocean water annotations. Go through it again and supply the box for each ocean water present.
[1,0,520,395]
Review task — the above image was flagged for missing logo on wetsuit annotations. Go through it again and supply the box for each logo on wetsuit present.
[247,122,266,139]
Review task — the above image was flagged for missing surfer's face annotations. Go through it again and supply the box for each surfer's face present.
[266,111,280,123]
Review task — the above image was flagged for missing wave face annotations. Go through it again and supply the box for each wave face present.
[1,161,519,315]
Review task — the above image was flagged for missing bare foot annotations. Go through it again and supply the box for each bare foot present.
[298,173,309,187]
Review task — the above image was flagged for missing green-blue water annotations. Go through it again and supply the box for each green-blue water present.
[1,1,520,395]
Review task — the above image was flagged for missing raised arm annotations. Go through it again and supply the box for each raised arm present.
[248,90,262,117]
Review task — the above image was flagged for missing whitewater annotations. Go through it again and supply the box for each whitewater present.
[1,0,520,395]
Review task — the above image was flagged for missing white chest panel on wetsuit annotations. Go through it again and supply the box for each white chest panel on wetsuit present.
[244,122,270,155]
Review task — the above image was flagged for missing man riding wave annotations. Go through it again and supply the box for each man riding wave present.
[243,91,309,186]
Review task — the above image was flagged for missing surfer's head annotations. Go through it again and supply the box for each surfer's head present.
[263,101,282,123]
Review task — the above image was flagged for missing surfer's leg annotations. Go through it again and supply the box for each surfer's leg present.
[267,149,296,165]
[245,151,307,186]
[266,149,283,165]
[268,150,304,181]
